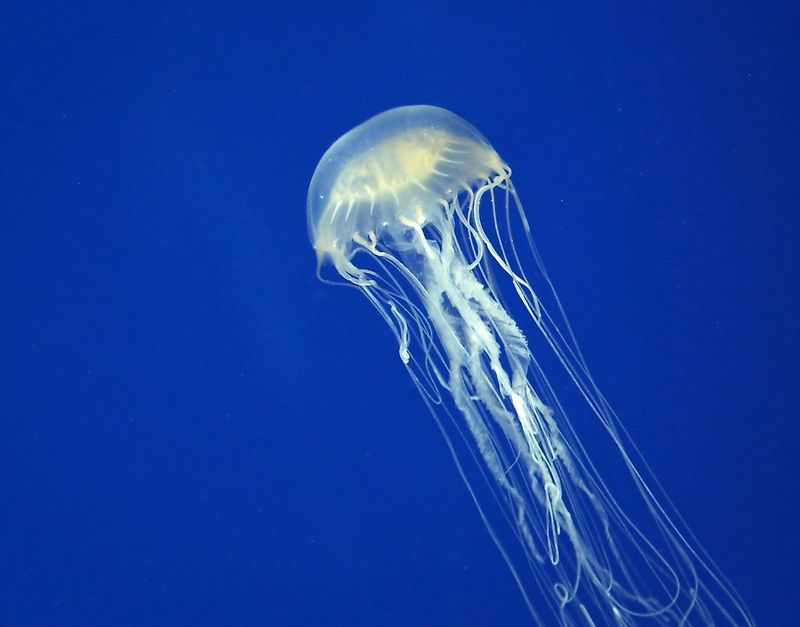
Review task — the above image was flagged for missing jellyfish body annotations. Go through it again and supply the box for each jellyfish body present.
[307,106,751,625]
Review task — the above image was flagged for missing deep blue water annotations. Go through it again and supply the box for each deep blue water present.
[3,2,799,626]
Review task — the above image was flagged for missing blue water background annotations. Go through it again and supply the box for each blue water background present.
[3,2,799,625]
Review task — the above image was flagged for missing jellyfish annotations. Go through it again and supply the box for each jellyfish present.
[306,105,752,625]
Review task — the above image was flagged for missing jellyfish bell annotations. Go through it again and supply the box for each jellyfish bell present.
[307,105,753,625]
[308,105,505,273]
